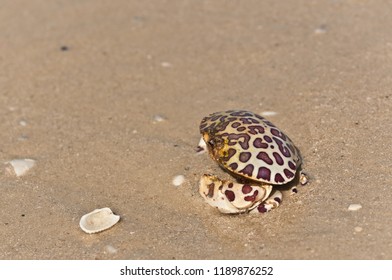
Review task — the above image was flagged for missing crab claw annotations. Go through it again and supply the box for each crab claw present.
[199,174,272,214]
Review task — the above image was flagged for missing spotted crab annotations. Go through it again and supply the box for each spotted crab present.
[198,110,307,214]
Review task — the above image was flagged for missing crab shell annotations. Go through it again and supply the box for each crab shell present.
[200,110,302,185]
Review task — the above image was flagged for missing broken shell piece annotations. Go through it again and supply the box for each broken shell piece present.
[195,137,207,154]
[260,111,278,117]
[152,114,166,124]
[79,207,120,234]
[348,204,362,211]
[300,172,308,186]
[5,159,36,176]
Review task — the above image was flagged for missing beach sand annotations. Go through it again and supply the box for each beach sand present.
[1,0,392,259]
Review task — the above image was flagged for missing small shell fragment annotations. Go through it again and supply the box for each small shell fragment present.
[172,175,185,187]
[153,114,166,123]
[260,111,278,117]
[348,204,362,211]
[5,159,36,176]
[195,137,207,154]
[354,226,363,233]
[79,207,120,234]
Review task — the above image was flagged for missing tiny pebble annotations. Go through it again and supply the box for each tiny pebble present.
[172,175,185,187]
[153,115,166,123]
[105,245,118,254]
[354,226,363,233]
[348,204,362,211]
[19,120,27,126]
[161,62,172,68]
[260,111,277,117]
[314,24,327,34]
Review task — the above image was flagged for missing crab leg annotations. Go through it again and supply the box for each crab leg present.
[199,174,273,214]
[249,190,282,214]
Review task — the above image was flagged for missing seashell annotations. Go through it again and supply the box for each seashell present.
[5,159,36,176]
[348,204,362,211]
[79,207,120,234]
[172,175,185,187]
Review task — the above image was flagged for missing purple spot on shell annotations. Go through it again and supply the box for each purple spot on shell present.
[237,127,246,132]
[272,152,284,165]
[226,133,250,150]
[274,173,285,183]
[228,183,233,188]
[242,185,252,194]
[239,152,251,163]
[200,123,208,130]
[288,161,296,170]
[287,143,295,154]
[270,128,287,140]
[253,138,268,149]
[244,190,259,202]
[274,197,281,203]
[229,162,238,170]
[257,167,271,181]
[224,148,237,161]
[239,117,253,124]
[270,145,275,149]
[248,125,264,135]
[231,122,241,128]
[239,164,254,177]
[256,152,273,165]
[210,115,221,122]
[273,137,291,157]
[257,204,268,213]
[263,135,272,143]
[225,190,235,202]
[284,169,295,179]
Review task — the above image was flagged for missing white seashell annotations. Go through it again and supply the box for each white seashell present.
[79,207,120,234]
[348,204,362,211]
[260,111,278,117]
[172,175,185,187]
[5,159,36,176]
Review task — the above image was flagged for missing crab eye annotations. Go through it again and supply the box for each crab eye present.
[208,139,215,147]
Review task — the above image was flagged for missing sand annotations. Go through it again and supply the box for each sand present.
[1,0,392,259]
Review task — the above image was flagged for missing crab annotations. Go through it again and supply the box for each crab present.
[198,110,307,214]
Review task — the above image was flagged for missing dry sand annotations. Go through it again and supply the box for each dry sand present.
[1,0,392,259]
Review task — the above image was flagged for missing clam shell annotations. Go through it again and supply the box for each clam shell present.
[79,207,120,234]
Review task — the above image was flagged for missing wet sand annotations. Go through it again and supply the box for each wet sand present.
[1,0,392,259]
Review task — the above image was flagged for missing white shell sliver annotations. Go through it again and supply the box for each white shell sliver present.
[79,207,120,234]
[5,159,36,176]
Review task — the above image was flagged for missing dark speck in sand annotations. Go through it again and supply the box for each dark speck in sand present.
[60,46,69,51]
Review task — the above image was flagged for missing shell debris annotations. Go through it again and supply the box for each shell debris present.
[152,114,166,124]
[260,111,278,117]
[348,204,362,211]
[195,137,207,154]
[5,159,36,177]
[79,207,120,234]
[172,175,185,187]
